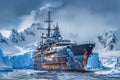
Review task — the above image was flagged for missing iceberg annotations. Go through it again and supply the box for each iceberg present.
[0,48,13,72]
[87,53,102,70]
[10,52,34,69]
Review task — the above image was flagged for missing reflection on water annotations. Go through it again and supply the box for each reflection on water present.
[0,70,120,80]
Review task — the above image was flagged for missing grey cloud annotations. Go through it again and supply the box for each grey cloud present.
[0,0,120,30]
[0,0,61,29]
[64,0,120,13]
[0,0,42,29]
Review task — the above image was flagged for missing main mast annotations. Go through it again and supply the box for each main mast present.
[44,11,53,37]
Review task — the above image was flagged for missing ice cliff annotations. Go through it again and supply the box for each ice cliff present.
[0,48,13,72]
[0,48,34,72]
[87,53,103,70]
[10,52,34,69]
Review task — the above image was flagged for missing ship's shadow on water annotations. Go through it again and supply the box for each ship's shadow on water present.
[0,70,120,80]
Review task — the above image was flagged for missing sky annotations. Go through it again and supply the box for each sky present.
[0,0,120,40]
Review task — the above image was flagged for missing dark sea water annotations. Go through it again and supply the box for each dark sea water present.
[0,70,120,80]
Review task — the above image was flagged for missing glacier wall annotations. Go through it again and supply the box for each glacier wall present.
[10,52,34,69]
[0,47,34,72]
[0,48,13,72]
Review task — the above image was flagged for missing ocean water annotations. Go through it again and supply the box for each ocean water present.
[0,70,120,80]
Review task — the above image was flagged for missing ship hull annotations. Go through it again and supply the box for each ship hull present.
[34,43,95,71]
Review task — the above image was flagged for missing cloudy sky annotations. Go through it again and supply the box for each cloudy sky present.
[0,0,120,41]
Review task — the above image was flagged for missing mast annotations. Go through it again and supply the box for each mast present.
[44,11,53,37]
